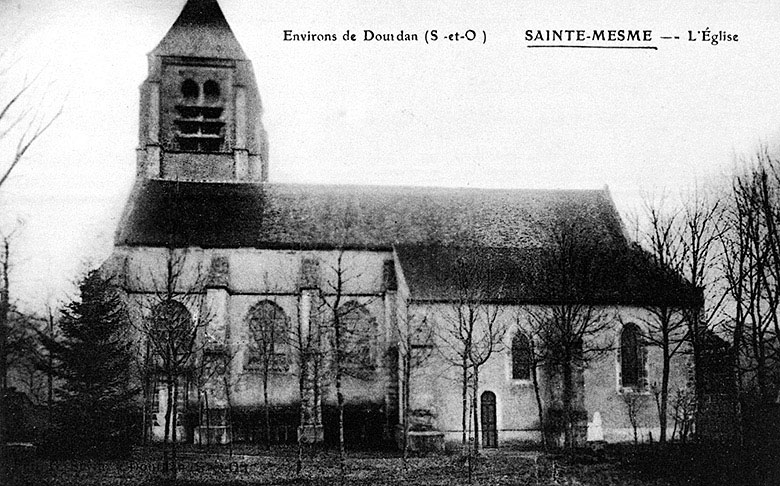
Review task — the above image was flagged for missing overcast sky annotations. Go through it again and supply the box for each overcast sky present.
[1,0,780,309]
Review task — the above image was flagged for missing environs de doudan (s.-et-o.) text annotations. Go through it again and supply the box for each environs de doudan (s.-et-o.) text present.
[282,29,485,44]
[283,30,418,42]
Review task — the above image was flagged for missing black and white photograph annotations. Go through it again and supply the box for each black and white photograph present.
[1,1,780,484]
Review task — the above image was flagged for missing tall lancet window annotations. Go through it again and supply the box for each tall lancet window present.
[620,323,646,390]
[511,332,532,380]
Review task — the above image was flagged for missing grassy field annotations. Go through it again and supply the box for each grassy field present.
[4,443,777,486]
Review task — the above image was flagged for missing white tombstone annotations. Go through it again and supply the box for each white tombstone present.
[587,411,604,442]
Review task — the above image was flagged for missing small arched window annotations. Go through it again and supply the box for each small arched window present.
[246,301,289,372]
[181,78,199,99]
[203,80,220,101]
[511,332,532,380]
[620,323,645,389]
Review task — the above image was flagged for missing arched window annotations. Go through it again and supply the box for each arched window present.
[203,80,220,101]
[338,301,375,373]
[511,332,532,380]
[620,323,645,389]
[181,78,199,99]
[246,301,289,372]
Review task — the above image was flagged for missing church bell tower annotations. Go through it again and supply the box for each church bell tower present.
[136,0,268,182]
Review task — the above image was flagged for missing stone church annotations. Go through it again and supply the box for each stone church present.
[103,0,699,448]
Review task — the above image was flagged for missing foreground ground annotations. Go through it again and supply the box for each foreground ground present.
[5,442,779,485]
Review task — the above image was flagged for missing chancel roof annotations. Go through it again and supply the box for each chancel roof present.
[116,179,627,251]
[394,244,701,307]
[151,0,247,59]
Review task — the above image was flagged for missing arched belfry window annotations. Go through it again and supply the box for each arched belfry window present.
[246,301,289,372]
[174,78,225,152]
[620,323,645,389]
[203,80,220,101]
[511,332,532,380]
[181,78,199,99]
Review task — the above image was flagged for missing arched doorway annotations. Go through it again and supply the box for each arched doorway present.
[481,391,497,448]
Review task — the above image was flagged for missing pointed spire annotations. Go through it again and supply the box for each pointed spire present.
[151,0,247,59]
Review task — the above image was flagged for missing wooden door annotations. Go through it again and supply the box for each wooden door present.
[481,391,497,448]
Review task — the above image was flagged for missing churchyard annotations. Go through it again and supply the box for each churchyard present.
[4,442,776,486]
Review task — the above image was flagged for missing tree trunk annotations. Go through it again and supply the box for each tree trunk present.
[296,350,307,476]
[0,250,8,483]
[0,241,9,447]
[688,307,704,440]
[660,348,670,443]
[141,379,149,446]
[402,347,411,464]
[163,379,173,474]
[335,318,346,478]
[195,391,201,447]
[338,378,345,477]
[562,362,574,449]
[461,353,468,446]
[263,364,271,449]
[205,390,211,448]
[47,311,54,433]
[472,367,479,452]
[171,381,179,479]
[531,360,547,449]
[223,371,234,458]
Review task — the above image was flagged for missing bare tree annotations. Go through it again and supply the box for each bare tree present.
[670,385,696,442]
[292,278,325,476]
[134,248,215,478]
[190,329,238,452]
[0,52,63,191]
[719,147,780,435]
[43,301,58,429]
[621,391,648,445]
[0,54,61,481]
[324,251,349,477]
[511,312,548,450]
[527,304,612,448]
[6,309,48,405]
[0,227,18,459]
[676,188,726,440]
[320,251,377,476]
[634,194,688,443]
[396,306,433,464]
[525,212,614,449]
[245,290,289,449]
[436,248,508,459]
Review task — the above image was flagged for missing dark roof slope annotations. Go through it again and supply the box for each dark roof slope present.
[115,179,626,251]
[394,244,701,307]
[151,0,247,59]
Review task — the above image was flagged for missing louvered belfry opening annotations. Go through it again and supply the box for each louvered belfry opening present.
[174,78,226,153]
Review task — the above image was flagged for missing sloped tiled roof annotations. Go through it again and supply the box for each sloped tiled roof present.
[115,179,627,251]
[151,0,247,60]
[394,244,700,307]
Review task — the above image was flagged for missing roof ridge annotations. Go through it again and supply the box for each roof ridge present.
[262,181,607,194]
[145,178,610,194]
